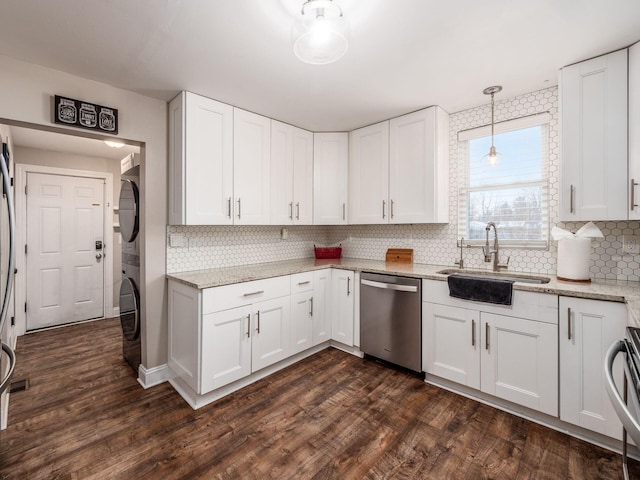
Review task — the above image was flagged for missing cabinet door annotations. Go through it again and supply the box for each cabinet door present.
[312,269,332,346]
[292,127,314,225]
[169,91,234,225]
[270,120,295,225]
[313,133,348,225]
[630,42,640,220]
[251,296,291,372]
[201,305,252,394]
[389,107,449,224]
[349,121,389,224]
[560,49,628,221]
[291,291,313,354]
[559,297,626,439]
[481,312,558,416]
[422,303,480,389]
[234,108,271,224]
[331,269,355,346]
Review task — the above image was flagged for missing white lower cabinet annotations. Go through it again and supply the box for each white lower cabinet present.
[422,279,558,416]
[251,297,291,372]
[290,272,314,354]
[559,296,626,439]
[312,269,332,346]
[331,269,355,346]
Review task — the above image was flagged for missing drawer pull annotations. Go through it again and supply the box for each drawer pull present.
[243,290,264,297]
[297,281,311,286]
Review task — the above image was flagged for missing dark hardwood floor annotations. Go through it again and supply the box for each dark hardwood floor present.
[1,318,638,479]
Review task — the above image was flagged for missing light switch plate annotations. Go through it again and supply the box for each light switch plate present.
[169,233,184,248]
[623,235,640,255]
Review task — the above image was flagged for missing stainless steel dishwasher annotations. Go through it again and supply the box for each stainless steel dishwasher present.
[360,272,422,372]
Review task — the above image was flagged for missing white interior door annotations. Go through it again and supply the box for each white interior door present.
[26,172,105,330]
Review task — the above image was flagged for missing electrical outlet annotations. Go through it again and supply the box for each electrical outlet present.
[623,235,640,255]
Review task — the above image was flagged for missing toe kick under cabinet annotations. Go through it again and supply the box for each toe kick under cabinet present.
[422,279,559,416]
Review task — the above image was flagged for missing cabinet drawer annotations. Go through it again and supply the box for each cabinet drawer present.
[291,271,314,293]
[203,275,291,314]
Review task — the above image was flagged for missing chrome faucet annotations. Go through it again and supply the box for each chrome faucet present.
[483,222,509,271]
[455,237,465,269]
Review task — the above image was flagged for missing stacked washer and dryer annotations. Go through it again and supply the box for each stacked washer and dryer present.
[118,154,141,373]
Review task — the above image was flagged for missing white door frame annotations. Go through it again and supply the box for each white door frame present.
[14,163,114,335]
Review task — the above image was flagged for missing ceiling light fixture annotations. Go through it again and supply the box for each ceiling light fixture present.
[104,140,125,148]
[482,85,502,166]
[293,0,348,65]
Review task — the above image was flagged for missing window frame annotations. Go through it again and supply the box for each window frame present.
[457,112,551,249]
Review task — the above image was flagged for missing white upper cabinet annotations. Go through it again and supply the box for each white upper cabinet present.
[348,107,449,225]
[169,91,234,225]
[234,108,271,225]
[270,120,313,225]
[349,121,389,224]
[630,42,640,220]
[560,49,628,221]
[313,133,348,225]
[389,107,449,224]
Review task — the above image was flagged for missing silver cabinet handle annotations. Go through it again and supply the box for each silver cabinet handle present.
[472,319,476,347]
[382,200,386,219]
[289,202,293,220]
[347,277,351,296]
[237,198,241,219]
[632,179,638,211]
[569,185,575,214]
[485,322,490,351]
[256,311,261,334]
[246,313,251,338]
[297,281,311,286]
[360,279,418,293]
[390,199,394,219]
[227,197,232,218]
[567,308,572,340]
[243,290,264,297]
[296,202,300,220]
[309,297,313,316]
[342,203,346,221]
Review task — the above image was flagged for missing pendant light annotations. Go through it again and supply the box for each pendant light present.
[482,85,502,166]
[293,0,348,65]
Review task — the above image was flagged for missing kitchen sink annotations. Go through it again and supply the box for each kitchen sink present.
[437,268,551,284]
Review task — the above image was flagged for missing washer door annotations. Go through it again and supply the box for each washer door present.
[120,277,140,341]
[119,179,139,243]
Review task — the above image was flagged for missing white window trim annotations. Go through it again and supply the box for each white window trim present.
[458,113,551,249]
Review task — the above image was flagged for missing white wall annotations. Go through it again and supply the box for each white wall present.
[14,146,122,308]
[0,55,167,369]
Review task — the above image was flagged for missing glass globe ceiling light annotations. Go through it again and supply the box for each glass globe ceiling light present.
[482,85,502,166]
[293,0,348,65]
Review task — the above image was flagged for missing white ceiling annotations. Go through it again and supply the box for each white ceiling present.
[0,0,639,132]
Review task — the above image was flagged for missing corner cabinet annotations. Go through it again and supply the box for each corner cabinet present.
[559,296,626,439]
[168,91,234,225]
[422,279,558,416]
[313,133,348,225]
[348,107,449,225]
[560,49,628,221]
[270,121,313,225]
[233,108,271,225]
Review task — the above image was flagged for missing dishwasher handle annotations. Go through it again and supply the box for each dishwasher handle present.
[361,279,418,293]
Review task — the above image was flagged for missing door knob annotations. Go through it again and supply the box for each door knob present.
[96,253,102,260]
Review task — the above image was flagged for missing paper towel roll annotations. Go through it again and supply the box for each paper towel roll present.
[557,237,592,281]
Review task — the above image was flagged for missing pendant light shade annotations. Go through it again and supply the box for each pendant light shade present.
[293,0,348,65]
[482,85,502,166]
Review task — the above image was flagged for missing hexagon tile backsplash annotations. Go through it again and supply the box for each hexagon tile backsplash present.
[167,86,640,281]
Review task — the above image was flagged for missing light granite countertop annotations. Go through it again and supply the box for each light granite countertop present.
[166,257,640,326]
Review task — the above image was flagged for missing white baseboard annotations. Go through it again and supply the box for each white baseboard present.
[138,363,170,389]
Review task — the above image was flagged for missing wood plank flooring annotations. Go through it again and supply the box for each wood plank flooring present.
[1,318,638,479]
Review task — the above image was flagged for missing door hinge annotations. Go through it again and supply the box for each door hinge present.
[24,185,27,195]
[10,316,15,326]
[24,302,27,313]
[10,177,13,187]
[25,244,27,255]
